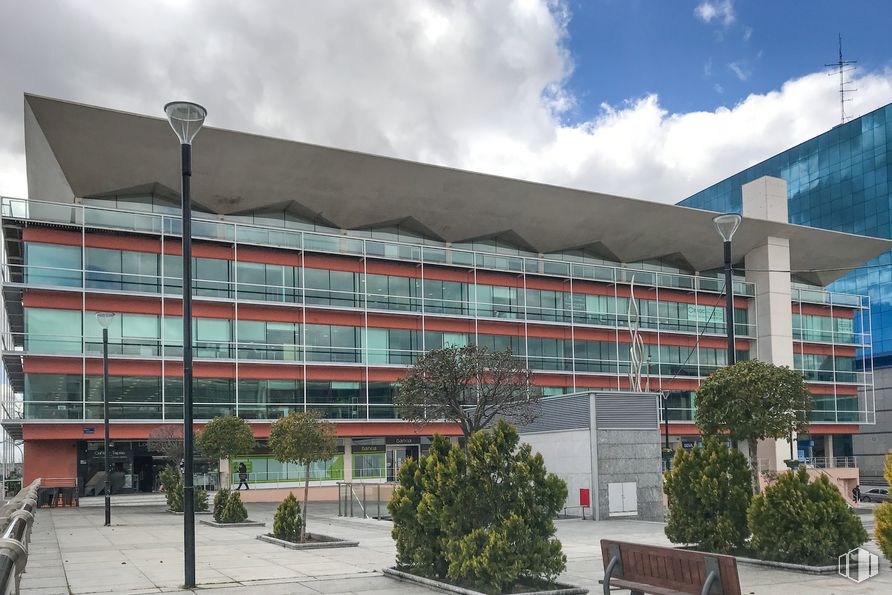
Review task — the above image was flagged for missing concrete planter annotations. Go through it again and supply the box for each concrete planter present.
[383,567,588,594]
[257,533,359,549]
[199,519,265,528]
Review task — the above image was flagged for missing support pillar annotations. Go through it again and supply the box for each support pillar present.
[743,177,796,472]
[342,438,352,482]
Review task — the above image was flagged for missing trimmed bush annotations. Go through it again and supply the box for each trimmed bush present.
[213,489,230,522]
[221,491,248,523]
[389,420,566,594]
[749,467,867,565]
[273,492,303,543]
[874,449,892,560]
[160,465,208,513]
[160,465,182,512]
[195,488,209,512]
[664,437,752,554]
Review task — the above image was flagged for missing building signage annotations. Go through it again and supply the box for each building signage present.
[386,436,420,445]
[681,441,696,449]
[687,304,721,322]
[354,444,386,453]
[83,428,95,434]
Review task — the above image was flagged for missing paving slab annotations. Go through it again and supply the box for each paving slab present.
[17,500,892,594]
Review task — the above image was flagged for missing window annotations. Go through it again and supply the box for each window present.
[25,243,81,287]
[26,308,81,354]
[305,268,360,307]
[25,373,83,402]
[121,313,161,357]
[305,324,361,362]
[122,251,159,293]
[236,261,298,302]
[85,247,122,290]
[195,318,231,358]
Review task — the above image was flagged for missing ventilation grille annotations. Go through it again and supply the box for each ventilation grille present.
[514,393,591,433]
[594,393,659,430]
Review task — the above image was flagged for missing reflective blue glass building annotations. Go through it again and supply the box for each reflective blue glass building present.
[681,103,892,366]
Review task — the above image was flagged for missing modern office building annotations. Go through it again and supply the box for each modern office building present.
[680,102,892,479]
[2,95,888,495]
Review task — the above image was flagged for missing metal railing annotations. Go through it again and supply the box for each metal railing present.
[1,196,759,298]
[0,478,40,595]
[337,482,397,519]
[802,456,858,469]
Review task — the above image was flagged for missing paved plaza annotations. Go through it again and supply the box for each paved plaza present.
[19,502,892,594]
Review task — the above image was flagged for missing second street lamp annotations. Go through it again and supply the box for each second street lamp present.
[96,311,115,527]
[165,100,206,590]
[713,213,742,366]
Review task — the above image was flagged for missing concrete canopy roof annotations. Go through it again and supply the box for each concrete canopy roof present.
[23,94,892,287]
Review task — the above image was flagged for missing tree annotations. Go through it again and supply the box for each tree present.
[663,437,752,553]
[147,425,190,465]
[268,410,337,542]
[695,360,812,492]
[196,415,256,462]
[874,449,892,561]
[749,467,867,565]
[395,346,540,440]
[389,421,566,593]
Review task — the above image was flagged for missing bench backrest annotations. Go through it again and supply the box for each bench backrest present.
[601,539,741,595]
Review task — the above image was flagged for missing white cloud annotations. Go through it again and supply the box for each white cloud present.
[713,83,724,94]
[694,0,735,27]
[704,58,713,77]
[743,26,753,41]
[0,0,891,208]
[729,61,751,81]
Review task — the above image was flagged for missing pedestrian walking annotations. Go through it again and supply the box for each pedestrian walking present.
[853,484,861,503]
[236,462,249,490]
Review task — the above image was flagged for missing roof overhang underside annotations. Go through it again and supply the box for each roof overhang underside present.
[23,94,892,287]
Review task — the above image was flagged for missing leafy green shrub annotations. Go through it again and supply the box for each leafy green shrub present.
[221,491,248,523]
[160,465,208,513]
[874,449,892,560]
[195,488,209,512]
[160,465,182,512]
[389,420,566,594]
[749,467,867,565]
[273,493,303,542]
[664,437,751,554]
[213,489,230,522]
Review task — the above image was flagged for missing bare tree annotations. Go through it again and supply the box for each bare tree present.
[395,346,540,440]
[147,425,186,465]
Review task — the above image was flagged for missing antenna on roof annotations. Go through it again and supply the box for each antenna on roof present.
[825,34,857,125]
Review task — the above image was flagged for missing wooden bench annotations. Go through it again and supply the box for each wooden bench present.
[600,539,740,595]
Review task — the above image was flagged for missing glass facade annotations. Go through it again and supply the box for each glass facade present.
[0,196,872,427]
[681,102,892,363]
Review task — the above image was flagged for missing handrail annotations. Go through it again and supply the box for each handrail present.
[0,478,41,595]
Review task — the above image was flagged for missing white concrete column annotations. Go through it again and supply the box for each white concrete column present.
[743,176,796,472]
[342,438,352,482]
[826,434,835,468]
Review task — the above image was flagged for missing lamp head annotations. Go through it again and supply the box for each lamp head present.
[164,101,207,145]
[95,312,116,329]
[713,213,742,242]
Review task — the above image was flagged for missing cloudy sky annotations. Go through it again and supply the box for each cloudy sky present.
[2,0,892,204]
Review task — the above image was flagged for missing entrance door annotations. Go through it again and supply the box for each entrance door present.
[386,446,419,481]
[133,456,155,492]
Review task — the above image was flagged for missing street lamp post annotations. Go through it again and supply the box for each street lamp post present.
[712,214,742,366]
[165,101,207,589]
[96,312,116,527]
